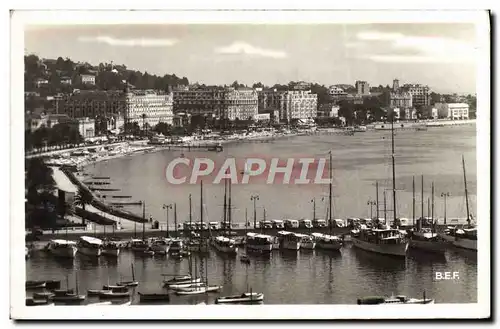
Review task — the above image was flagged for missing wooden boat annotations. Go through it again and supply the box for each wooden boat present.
[87,300,132,306]
[103,284,127,290]
[357,294,434,305]
[45,280,61,290]
[52,288,74,295]
[87,289,111,296]
[138,292,171,302]
[26,280,47,289]
[215,292,264,304]
[33,292,54,299]
[52,294,86,303]
[168,282,206,290]
[162,275,200,286]
[175,285,222,295]
[26,298,53,306]
[99,290,130,299]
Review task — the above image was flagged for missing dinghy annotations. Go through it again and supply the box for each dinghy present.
[175,285,222,295]
[163,277,202,286]
[168,282,205,290]
[215,292,264,304]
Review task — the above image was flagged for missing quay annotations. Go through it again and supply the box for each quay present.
[32,223,455,242]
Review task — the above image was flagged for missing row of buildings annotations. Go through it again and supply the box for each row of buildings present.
[26,78,470,138]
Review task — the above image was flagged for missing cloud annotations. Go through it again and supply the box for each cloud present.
[215,41,287,59]
[78,36,178,47]
[355,31,477,63]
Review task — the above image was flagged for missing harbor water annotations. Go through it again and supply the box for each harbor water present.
[26,125,478,304]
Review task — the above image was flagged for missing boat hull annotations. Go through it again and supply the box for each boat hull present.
[246,244,273,253]
[78,246,102,257]
[102,248,120,257]
[168,282,205,290]
[164,277,202,286]
[453,237,477,251]
[281,241,300,250]
[49,246,77,258]
[215,294,264,304]
[352,238,408,257]
[212,242,238,254]
[316,241,342,251]
[409,239,447,253]
[300,242,316,250]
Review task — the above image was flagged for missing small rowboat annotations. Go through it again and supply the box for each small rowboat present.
[88,289,111,296]
[138,292,171,302]
[116,281,139,287]
[99,291,130,299]
[52,294,86,303]
[26,298,53,306]
[175,285,222,295]
[26,281,47,289]
[33,292,55,299]
[103,284,127,290]
[168,282,205,290]
[215,292,264,304]
[163,277,201,286]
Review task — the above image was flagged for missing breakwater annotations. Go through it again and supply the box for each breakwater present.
[60,167,148,224]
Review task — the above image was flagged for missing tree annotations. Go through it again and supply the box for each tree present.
[153,122,172,135]
[74,188,93,224]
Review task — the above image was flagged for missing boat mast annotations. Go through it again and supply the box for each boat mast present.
[420,175,424,232]
[132,263,135,282]
[228,181,232,237]
[390,114,397,228]
[142,200,146,240]
[189,194,192,233]
[431,182,435,233]
[200,180,204,243]
[376,181,379,220]
[223,179,227,235]
[462,155,471,226]
[174,203,177,237]
[383,191,387,225]
[412,176,415,228]
[328,151,333,235]
[312,198,316,221]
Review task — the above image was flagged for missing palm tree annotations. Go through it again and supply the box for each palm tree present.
[74,188,93,224]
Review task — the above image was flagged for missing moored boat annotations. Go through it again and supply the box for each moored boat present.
[46,239,78,258]
[138,292,171,302]
[295,233,316,249]
[168,281,205,290]
[246,233,273,253]
[26,281,47,289]
[277,231,301,250]
[357,294,434,305]
[352,228,408,257]
[102,241,120,257]
[77,236,103,257]
[215,292,264,304]
[313,233,343,251]
[150,238,170,255]
[211,236,238,254]
[453,227,477,251]
[175,285,222,295]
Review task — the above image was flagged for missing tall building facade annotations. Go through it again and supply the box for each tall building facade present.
[389,91,413,109]
[173,87,258,120]
[355,80,370,95]
[258,89,318,122]
[62,90,126,119]
[435,103,469,120]
[125,90,174,126]
[401,83,431,107]
[392,79,400,91]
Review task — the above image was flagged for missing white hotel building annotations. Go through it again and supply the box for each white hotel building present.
[126,90,174,126]
[435,103,470,120]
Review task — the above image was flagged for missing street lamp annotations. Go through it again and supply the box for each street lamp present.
[440,192,450,225]
[162,204,172,237]
[250,195,259,229]
[367,200,377,219]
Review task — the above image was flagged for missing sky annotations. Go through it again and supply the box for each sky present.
[24,23,479,94]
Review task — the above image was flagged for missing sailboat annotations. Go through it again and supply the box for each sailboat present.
[452,156,477,251]
[51,273,86,304]
[409,177,447,253]
[185,189,210,253]
[117,263,139,287]
[351,114,409,257]
[212,179,238,254]
[315,151,342,251]
[175,248,222,295]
